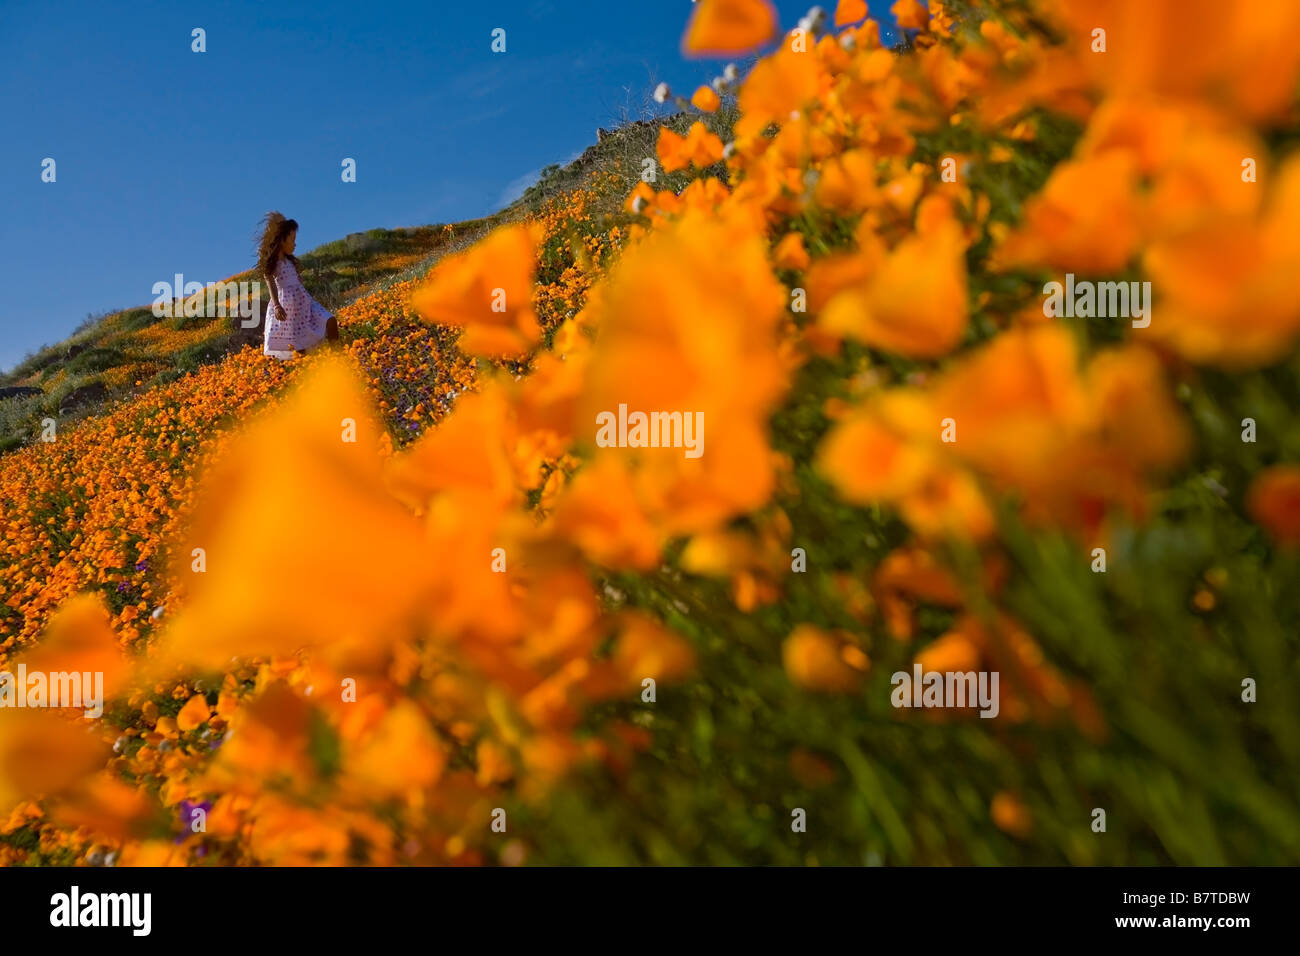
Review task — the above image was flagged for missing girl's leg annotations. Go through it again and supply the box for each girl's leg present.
[326,316,339,341]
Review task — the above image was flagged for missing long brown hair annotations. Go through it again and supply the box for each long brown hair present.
[256,212,299,313]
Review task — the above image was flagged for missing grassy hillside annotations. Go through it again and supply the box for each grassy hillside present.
[1,0,1297,870]
[0,110,700,645]
[0,112,701,457]
[0,220,488,455]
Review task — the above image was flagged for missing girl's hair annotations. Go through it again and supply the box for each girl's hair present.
[256,212,300,311]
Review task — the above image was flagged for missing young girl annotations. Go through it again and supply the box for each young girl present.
[257,212,338,358]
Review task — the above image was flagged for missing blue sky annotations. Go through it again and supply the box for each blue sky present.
[0,0,898,372]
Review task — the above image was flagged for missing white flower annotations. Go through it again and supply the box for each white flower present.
[723,63,738,83]
[653,82,671,104]
[799,6,826,35]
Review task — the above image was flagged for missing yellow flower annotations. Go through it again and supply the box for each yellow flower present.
[610,613,696,688]
[176,694,211,732]
[735,47,829,143]
[773,232,810,270]
[575,209,790,536]
[691,85,721,113]
[991,791,1032,838]
[782,626,868,693]
[835,0,869,27]
[1143,154,1300,368]
[892,0,930,31]
[154,357,435,672]
[657,122,726,173]
[0,711,106,812]
[1247,466,1300,547]
[994,151,1142,274]
[18,592,129,701]
[820,216,968,357]
[815,149,881,214]
[410,224,542,357]
[1053,0,1300,123]
[683,0,778,57]
[343,701,446,799]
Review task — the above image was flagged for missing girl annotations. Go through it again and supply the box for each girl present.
[257,212,338,358]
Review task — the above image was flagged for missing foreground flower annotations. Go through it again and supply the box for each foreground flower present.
[17,592,130,701]
[574,208,791,539]
[892,0,930,32]
[783,625,868,693]
[1052,0,1300,123]
[691,85,721,113]
[835,0,869,28]
[410,224,542,358]
[1247,466,1300,547]
[818,326,1188,541]
[819,212,969,357]
[154,357,435,672]
[683,0,778,57]
[994,151,1142,274]
[0,711,106,813]
[1143,154,1300,368]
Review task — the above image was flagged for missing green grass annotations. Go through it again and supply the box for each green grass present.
[509,351,1300,865]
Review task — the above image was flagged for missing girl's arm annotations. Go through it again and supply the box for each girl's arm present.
[265,270,282,317]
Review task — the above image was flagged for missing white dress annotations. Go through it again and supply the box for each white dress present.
[263,257,331,358]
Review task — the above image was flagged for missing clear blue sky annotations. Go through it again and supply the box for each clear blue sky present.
[0,0,899,372]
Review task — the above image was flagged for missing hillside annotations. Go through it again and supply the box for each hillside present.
[1,0,1298,872]
[0,116,672,456]
[0,217,502,455]
[0,114,675,653]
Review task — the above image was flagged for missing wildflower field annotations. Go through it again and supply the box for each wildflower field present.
[1,0,1299,867]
